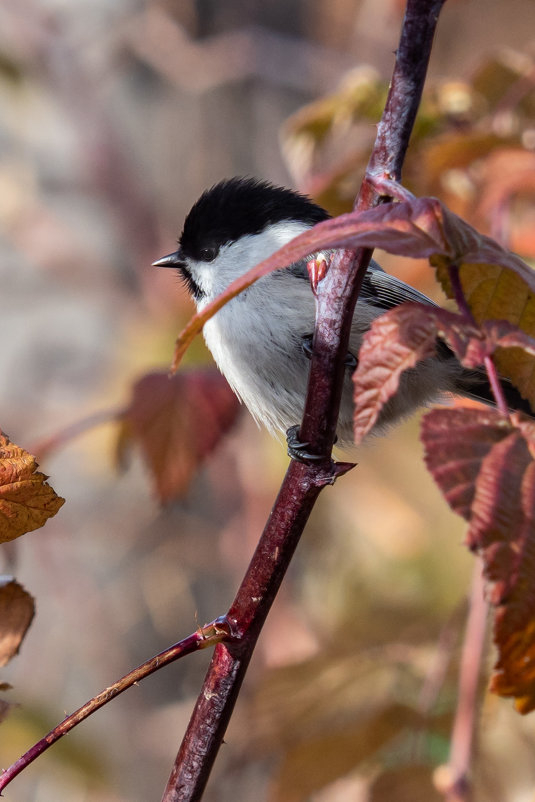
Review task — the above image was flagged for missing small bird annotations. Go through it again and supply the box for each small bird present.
[154,177,530,449]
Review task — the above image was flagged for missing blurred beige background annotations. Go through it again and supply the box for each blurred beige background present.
[0,1,534,800]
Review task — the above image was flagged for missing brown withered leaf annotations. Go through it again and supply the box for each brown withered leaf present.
[0,577,35,666]
[474,435,535,713]
[117,369,241,502]
[430,205,535,403]
[0,432,65,542]
[422,408,535,712]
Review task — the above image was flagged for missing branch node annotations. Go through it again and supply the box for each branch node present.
[313,460,357,487]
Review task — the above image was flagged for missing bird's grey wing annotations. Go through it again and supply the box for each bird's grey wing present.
[286,255,436,309]
[360,262,437,310]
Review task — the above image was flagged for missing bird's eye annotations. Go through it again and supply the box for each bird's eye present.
[198,246,219,262]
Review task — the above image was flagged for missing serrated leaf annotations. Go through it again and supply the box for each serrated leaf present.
[0,577,35,666]
[117,369,241,502]
[353,304,438,443]
[422,408,509,522]
[0,432,65,542]
[351,303,533,444]
[422,407,535,712]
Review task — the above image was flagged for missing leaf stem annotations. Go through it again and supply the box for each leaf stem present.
[449,263,509,416]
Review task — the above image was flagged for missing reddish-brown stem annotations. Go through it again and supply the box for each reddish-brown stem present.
[0,621,231,793]
[439,562,487,802]
[162,460,353,801]
[448,264,510,416]
[162,2,447,800]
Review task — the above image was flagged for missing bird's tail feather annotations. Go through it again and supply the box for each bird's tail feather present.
[455,368,533,417]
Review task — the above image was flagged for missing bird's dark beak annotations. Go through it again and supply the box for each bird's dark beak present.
[152,249,185,268]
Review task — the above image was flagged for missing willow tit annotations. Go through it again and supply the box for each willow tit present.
[154,177,529,446]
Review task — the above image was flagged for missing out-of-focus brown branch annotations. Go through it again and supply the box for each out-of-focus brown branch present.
[29,405,125,461]
[162,2,447,800]
[436,563,488,802]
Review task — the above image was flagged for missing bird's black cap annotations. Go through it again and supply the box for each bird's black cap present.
[177,177,330,262]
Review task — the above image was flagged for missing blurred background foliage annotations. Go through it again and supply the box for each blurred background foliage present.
[0,1,535,800]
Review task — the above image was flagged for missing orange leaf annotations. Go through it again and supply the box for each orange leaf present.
[117,369,241,503]
[0,432,65,542]
[0,577,35,667]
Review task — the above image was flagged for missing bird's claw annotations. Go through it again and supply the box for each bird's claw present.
[301,335,358,371]
[286,425,327,463]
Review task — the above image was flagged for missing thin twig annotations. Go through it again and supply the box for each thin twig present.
[0,619,232,793]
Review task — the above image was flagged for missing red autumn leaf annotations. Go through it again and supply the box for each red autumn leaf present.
[0,432,65,542]
[0,577,35,667]
[422,407,535,712]
[117,369,241,502]
[352,304,438,443]
[353,300,535,443]
[421,407,509,521]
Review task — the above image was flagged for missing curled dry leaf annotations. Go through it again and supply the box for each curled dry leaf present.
[0,577,35,667]
[0,432,65,542]
[422,407,535,712]
[117,369,241,503]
